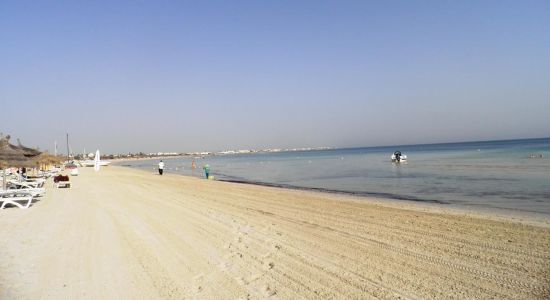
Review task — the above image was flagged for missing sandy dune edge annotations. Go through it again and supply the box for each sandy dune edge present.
[1,167,549,299]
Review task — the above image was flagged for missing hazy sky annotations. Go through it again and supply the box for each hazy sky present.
[2,1,549,153]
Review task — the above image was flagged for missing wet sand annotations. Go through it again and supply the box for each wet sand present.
[1,166,549,299]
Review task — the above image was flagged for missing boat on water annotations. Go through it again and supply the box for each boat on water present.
[391,151,407,163]
[81,160,111,167]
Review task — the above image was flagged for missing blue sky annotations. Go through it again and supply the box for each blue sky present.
[1,1,549,153]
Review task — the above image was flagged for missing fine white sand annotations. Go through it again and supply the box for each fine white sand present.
[1,166,549,299]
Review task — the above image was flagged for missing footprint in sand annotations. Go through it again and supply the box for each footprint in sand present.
[238,293,252,300]
[264,285,277,297]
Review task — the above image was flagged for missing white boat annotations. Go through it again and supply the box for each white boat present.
[391,151,407,163]
[82,160,110,167]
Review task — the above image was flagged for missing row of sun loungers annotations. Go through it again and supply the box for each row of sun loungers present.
[1,171,71,210]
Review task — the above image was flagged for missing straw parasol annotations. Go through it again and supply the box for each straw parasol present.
[0,135,42,189]
[32,152,63,170]
[15,138,41,157]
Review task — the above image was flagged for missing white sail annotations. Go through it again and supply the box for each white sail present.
[94,150,100,172]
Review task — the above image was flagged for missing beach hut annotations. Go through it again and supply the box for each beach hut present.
[0,135,42,189]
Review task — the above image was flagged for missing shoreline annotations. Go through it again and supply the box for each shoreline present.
[217,178,550,228]
[2,166,549,299]
[116,165,550,228]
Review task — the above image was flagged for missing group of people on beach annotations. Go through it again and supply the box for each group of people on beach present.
[157,160,210,179]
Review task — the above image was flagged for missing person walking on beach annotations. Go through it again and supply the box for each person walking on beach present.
[158,160,165,175]
[203,164,210,179]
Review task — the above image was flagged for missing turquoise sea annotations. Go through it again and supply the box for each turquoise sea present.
[116,138,550,215]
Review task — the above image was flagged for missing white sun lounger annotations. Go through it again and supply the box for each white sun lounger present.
[0,195,34,209]
[0,187,45,197]
[8,180,43,189]
[55,181,71,188]
[25,178,46,187]
[53,176,71,188]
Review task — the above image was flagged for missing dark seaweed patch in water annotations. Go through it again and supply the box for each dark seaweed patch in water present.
[415,186,461,194]
[217,178,449,204]
[462,190,550,200]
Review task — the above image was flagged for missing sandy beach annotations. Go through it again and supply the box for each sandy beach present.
[1,166,549,299]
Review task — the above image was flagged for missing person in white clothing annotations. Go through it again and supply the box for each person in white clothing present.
[158,160,165,175]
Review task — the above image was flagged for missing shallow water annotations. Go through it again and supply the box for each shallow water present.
[116,138,550,214]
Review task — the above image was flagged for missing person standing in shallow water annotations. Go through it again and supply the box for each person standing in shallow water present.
[203,164,210,179]
[158,160,165,175]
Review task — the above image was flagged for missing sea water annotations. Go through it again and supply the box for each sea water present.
[116,138,550,215]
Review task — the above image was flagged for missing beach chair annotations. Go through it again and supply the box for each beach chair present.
[8,180,43,189]
[26,178,46,187]
[35,171,54,179]
[53,175,71,188]
[5,180,46,197]
[1,187,45,198]
[0,194,34,209]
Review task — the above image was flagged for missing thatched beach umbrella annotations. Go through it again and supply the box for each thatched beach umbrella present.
[15,138,41,157]
[32,152,63,170]
[0,135,42,189]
